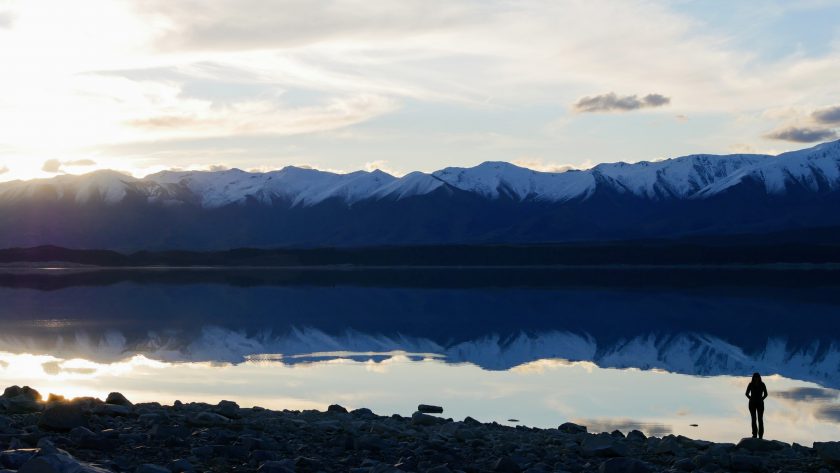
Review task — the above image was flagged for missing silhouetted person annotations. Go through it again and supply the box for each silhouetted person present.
[745,372,768,438]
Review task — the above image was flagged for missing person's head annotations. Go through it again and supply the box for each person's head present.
[751,372,762,384]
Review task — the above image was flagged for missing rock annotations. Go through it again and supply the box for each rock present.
[672,457,694,471]
[136,465,170,473]
[69,426,104,449]
[626,430,646,442]
[105,393,132,407]
[463,416,481,426]
[38,402,86,431]
[493,456,522,473]
[19,450,112,473]
[814,441,840,468]
[729,454,766,472]
[294,456,323,471]
[93,404,131,417]
[582,434,628,458]
[167,459,194,473]
[598,458,651,473]
[558,422,587,434]
[2,386,41,401]
[649,436,683,455]
[351,407,376,418]
[426,465,453,473]
[258,460,296,473]
[216,400,240,418]
[327,404,348,414]
[0,449,38,469]
[411,411,440,426]
[0,386,42,414]
[417,404,443,414]
[737,437,787,452]
[186,411,230,426]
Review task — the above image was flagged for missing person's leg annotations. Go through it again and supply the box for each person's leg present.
[757,402,764,439]
[749,402,757,438]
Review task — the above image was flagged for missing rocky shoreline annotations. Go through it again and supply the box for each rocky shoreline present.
[0,385,838,473]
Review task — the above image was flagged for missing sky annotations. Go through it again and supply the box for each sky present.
[1,0,840,181]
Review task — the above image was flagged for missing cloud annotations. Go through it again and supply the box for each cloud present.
[573,92,671,113]
[0,165,8,175]
[763,126,838,143]
[64,159,97,167]
[816,405,840,422]
[512,158,579,173]
[813,106,840,125]
[135,0,472,52]
[573,418,671,437]
[0,10,15,29]
[41,159,63,173]
[41,158,98,173]
[777,387,838,402]
[126,94,397,139]
[363,160,401,176]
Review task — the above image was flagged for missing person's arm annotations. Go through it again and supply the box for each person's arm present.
[745,385,751,399]
[762,383,768,400]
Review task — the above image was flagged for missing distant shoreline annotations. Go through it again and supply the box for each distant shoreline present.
[5,239,840,269]
[4,262,840,271]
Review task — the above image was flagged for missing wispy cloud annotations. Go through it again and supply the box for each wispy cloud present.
[573,92,671,113]
[512,158,579,173]
[135,0,472,52]
[763,126,838,143]
[813,106,840,125]
[0,165,8,175]
[41,158,97,173]
[363,160,401,176]
[126,94,397,139]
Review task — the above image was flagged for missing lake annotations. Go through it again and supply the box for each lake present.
[1,266,839,445]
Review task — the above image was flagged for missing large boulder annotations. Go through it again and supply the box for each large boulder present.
[38,402,87,431]
[186,411,231,427]
[418,404,443,414]
[582,434,628,457]
[815,441,840,468]
[411,411,441,426]
[215,400,240,419]
[326,404,348,414]
[0,386,42,414]
[105,392,132,407]
[737,437,787,453]
[18,448,112,473]
[558,422,587,434]
[0,449,38,470]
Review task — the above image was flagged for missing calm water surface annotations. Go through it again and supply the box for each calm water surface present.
[1,267,839,445]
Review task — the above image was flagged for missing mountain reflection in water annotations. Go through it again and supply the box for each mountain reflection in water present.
[0,267,839,443]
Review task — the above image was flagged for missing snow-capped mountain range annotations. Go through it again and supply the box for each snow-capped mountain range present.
[1,140,840,249]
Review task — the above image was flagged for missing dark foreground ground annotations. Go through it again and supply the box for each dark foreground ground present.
[0,386,838,473]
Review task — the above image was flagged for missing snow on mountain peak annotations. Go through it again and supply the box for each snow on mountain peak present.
[432,161,595,201]
[3,140,840,208]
